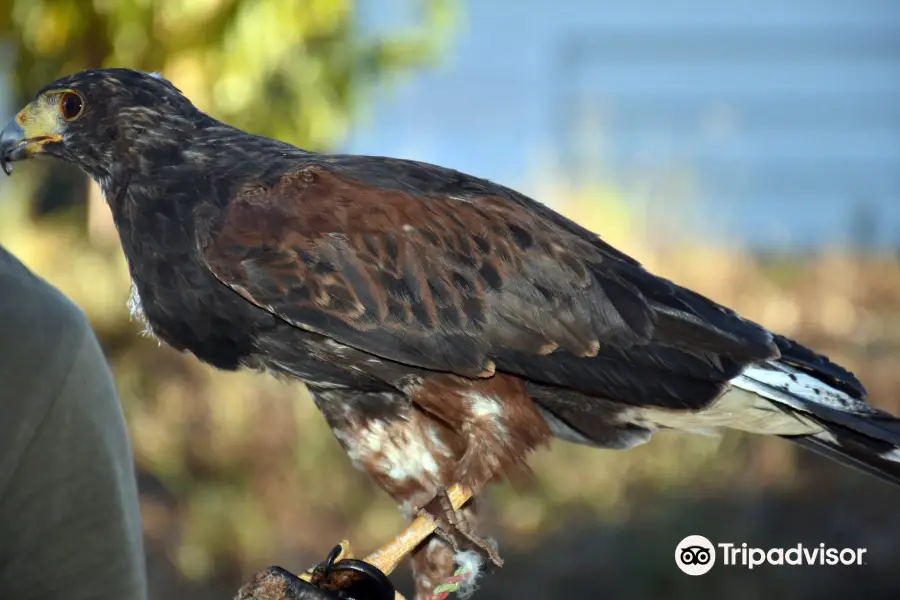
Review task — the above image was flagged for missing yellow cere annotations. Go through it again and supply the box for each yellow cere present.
[15,89,70,145]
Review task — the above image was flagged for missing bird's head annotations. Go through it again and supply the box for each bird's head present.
[0,68,203,181]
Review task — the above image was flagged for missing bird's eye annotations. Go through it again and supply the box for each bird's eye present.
[59,92,84,121]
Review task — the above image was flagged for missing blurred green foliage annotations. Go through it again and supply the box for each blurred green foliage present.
[0,0,455,147]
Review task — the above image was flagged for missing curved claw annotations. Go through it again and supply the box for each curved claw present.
[360,484,478,574]
[300,540,401,600]
[297,484,479,600]
[300,540,354,583]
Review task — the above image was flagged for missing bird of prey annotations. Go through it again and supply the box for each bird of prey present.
[4,69,900,598]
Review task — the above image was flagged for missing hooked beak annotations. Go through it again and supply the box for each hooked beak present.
[0,118,27,176]
[0,99,65,176]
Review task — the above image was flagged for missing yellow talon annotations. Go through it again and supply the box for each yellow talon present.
[360,484,473,576]
[300,485,474,600]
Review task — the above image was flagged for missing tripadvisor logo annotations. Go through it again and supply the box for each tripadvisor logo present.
[675,536,867,575]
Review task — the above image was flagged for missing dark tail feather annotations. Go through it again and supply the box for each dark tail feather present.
[738,343,900,488]
[784,415,900,487]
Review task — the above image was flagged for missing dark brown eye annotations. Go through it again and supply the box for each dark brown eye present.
[59,92,84,121]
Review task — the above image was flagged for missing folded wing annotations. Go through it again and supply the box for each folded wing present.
[198,157,778,414]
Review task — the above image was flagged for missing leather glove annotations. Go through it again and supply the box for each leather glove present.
[235,545,396,600]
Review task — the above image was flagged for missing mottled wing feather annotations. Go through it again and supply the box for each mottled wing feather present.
[199,159,779,410]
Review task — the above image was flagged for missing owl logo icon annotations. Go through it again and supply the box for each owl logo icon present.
[675,535,716,575]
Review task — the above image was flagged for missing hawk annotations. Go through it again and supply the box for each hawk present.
[4,69,900,598]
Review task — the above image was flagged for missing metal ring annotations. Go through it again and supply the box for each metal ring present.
[328,558,395,600]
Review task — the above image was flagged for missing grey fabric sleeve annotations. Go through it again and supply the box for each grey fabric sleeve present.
[0,250,147,600]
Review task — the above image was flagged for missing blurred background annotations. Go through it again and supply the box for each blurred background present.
[2,0,900,598]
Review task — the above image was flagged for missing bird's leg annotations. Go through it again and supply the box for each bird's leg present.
[419,486,503,568]
[410,497,479,600]
[299,488,481,595]
[295,487,480,600]
[359,483,477,575]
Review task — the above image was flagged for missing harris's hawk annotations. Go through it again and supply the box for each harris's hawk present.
[4,69,900,598]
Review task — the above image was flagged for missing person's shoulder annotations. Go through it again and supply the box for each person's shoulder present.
[0,247,90,355]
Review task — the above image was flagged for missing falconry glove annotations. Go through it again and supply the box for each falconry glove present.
[235,544,395,600]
